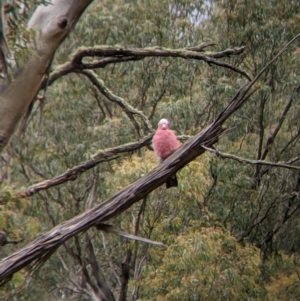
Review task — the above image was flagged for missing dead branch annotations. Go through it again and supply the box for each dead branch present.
[3,135,152,202]
[255,172,300,248]
[46,56,144,88]
[86,235,116,301]
[96,223,165,247]
[202,145,300,171]
[256,202,300,248]
[3,134,190,202]
[238,174,300,245]
[45,45,250,88]
[252,85,300,188]
[0,119,223,284]
[237,195,280,243]
[261,85,300,161]
[0,33,299,286]
[205,46,246,59]
[78,70,154,133]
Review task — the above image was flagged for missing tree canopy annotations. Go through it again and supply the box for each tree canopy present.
[1,0,300,300]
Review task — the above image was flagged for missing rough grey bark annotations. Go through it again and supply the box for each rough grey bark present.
[0,31,298,283]
[0,76,252,283]
[0,0,94,152]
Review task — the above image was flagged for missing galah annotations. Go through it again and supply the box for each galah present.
[152,118,180,188]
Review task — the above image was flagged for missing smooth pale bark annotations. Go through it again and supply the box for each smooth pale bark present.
[0,0,94,152]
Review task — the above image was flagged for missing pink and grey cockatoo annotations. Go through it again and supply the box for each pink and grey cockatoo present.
[153,118,180,188]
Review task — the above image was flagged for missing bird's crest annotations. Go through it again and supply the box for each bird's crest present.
[158,118,169,126]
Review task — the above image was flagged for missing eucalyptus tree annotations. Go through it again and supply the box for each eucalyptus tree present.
[1,0,300,301]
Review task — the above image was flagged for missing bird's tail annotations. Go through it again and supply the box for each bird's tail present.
[166,173,178,188]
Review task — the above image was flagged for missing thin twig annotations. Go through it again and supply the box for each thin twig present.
[6,135,153,201]
[78,70,154,133]
[202,145,300,171]
[96,223,165,247]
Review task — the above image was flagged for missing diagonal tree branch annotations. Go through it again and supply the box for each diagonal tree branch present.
[0,118,224,285]
[252,85,300,188]
[78,70,154,133]
[261,85,299,161]
[2,135,153,202]
[0,33,299,287]
[1,134,190,203]
[86,234,116,301]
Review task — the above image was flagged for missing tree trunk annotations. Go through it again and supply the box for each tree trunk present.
[0,0,94,152]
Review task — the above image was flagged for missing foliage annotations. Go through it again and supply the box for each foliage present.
[141,226,266,301]
[1,0,300,300]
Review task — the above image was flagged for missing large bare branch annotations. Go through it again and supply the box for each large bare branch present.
[45,45,250,87]
[0,73,253,282]
[0,117,223,284]
[0,0,94,152]
[0,32,298,286]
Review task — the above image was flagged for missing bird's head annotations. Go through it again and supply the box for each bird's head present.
[158,118,170,130]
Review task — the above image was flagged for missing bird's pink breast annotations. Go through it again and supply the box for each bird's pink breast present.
[153,129,180,160]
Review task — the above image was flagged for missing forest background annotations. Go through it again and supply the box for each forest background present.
[1,0,300,300]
